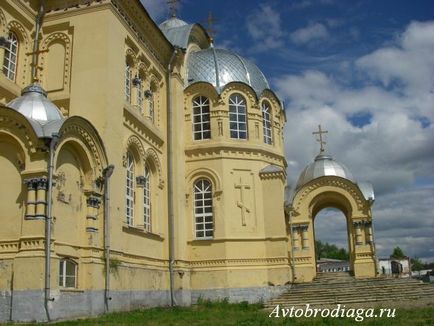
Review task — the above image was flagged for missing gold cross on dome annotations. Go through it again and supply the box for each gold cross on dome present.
[312,124,328,153]
[207,11,216,43]
[167,0,179,18]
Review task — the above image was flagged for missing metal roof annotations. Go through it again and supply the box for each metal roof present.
[7,84,63,125]
[186,47,270,96]
[296,153,355,189]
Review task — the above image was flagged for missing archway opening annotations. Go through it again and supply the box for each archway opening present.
[314,208,352,274]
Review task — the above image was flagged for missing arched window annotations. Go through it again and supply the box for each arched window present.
[229,94,247,139]
[125,151,134,226]
[262,102,272,144]
[193,179,213,239]
[125,62,132,103]
[59,259,77,288]
[3,32,18,81]
[192,96,211,140]
[143,165,151,231]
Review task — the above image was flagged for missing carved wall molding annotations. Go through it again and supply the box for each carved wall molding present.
[293,177,366,213]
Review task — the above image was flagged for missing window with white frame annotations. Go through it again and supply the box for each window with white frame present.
[192,96,211,140]
[3,32,18,81]
[143,165,151,231]
[262,102,272,144]
[136,79,143,109]
[125,63,132,103]
[194,179,213,239]
[229,94,247,139]
[59,259,77,288]
[126,151,135,226]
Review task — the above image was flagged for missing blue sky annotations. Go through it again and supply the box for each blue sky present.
[142,0,434,261]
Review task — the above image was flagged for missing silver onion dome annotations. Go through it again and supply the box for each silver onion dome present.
[186,47,270,96]
[296,153,355,189]
[7,83,63,125]
[159,17,194,49]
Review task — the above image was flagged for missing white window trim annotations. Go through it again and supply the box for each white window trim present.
[229,94,248,139]
[143,165,151,231]
[59,259,77,288]
[192,96,211,140]
[3,32,18,81]
[262,102,272,145]
[125,63,132,103]
[194,179,214,239]
[126,151,135,226]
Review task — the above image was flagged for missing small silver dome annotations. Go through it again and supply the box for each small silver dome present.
[186,47,270,96]
[159,17,188,30]
[7,84,63,125]
[296,153,354,189]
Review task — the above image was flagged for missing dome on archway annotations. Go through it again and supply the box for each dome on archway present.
[296,153,355,190]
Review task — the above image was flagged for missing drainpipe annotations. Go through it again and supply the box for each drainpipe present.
[167,47,179,307]
[45,133,59,321]
[32,0,45,81]
[103,165,115,312]
[288,206,296,283]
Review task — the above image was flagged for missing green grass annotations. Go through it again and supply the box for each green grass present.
[20,300,434,326]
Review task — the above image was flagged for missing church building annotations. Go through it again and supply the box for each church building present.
[0,0,377,322]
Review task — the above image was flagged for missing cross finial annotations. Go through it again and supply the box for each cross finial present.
[312,124,328,153]
[206,11,216,44]
[167,0,179,18]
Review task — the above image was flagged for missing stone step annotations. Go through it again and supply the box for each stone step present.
[287,285,431,295]
[266,292,434,306]
[270,292,434,304]
[265,275,434,309]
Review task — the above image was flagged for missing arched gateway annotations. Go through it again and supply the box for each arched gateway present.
[287,126,377,282]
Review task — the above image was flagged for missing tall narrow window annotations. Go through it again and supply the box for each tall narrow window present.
[143,165,151,231]
[192,96,211,140]
[229,94,247,139]
[126,151,134,226]
[3,32,18,81]
[262,102,272,144]
[125,63,132,103]
[136,81,143,109]
[149,96,154,123]
[194,179,213,239]
[59,259,77,288]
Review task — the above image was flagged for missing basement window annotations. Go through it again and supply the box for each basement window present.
[59,259,77,288]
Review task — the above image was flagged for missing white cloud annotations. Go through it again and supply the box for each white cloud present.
[246,5,284,51]
[290,23,329,44]
[356,21,434,96]
[276,21,434,260]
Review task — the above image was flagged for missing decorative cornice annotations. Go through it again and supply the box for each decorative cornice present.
[123,105,164,149]
[292,177,366,213]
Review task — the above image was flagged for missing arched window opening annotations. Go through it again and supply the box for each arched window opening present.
[194,179,213,239]
[143,165,151,231]
[125,62,132,103]
[3,32,18,81]
[262,102,272,144]
[229,94,247,139]
[59,259,77,288]
[125,151,135,226]
[192,96,211,140]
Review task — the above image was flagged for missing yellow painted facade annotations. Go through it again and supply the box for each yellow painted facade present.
[0,0,376,322]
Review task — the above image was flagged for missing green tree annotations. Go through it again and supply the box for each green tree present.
[411,257,423,271]
[391,246,405,258]
[315,240,349,260]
